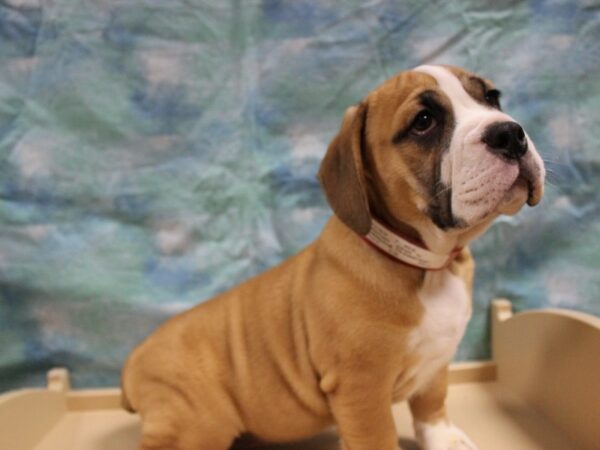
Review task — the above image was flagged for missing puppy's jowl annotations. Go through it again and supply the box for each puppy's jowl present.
[122,65,545,450]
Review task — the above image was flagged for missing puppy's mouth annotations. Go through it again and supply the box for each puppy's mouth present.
[518,162,543,207]
[451,150,545,227]
[496,159,544,218]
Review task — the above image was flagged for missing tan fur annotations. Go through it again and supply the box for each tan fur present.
[409,367,449,423]
[122,68,504,450]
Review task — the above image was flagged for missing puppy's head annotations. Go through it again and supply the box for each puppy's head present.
[319,65,545,238]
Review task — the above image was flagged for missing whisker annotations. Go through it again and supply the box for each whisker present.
[542,158,571,167]
[545,172,567,186]
[544,168,564,177]
[431,184,452,200]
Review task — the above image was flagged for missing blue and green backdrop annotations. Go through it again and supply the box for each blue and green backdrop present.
[1,0,599,390]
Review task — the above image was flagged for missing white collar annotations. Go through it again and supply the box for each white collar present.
[362,219,462,270]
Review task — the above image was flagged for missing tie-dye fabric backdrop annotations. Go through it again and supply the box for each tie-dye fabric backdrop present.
[1,0,599,391]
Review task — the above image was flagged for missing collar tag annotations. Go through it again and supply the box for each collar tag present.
[363,220,458,270]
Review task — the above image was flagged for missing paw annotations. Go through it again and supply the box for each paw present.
[414,421,478,450]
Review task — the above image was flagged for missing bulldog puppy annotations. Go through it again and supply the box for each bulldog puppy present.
[122,65,545,450]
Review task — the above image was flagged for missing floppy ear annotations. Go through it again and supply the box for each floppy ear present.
[318,103,371,235]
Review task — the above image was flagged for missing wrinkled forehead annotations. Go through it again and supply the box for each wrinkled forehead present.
[412,64,497,113]
[367,65,497,116]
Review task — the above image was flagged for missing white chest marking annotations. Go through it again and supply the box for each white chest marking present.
[408,269,471,395]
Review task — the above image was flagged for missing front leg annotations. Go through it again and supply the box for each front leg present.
[327,375,399,450]
[409,367,478,450]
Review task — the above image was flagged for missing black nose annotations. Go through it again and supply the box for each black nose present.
[482,121,528,160]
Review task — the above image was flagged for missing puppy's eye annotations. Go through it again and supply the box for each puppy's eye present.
[485,89,501,109]
[410,110,436,135]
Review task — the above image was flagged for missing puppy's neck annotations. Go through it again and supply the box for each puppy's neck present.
[369,206,459,257]
[318,217,426,290]
[366,189,459,256]
[370,200,495,257]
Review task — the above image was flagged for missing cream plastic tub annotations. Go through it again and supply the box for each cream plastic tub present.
[1,299,599,450]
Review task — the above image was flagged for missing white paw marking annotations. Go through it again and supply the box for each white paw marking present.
[414,420,478,450]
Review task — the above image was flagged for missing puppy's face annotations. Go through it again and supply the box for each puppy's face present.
[319,65,545,236]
